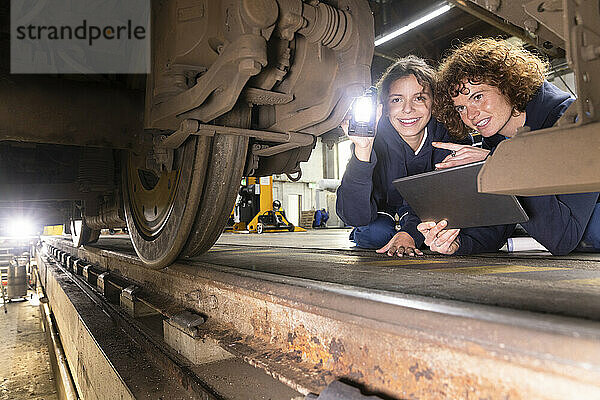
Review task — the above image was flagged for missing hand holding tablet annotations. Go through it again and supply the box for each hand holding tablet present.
[392,161,528,230]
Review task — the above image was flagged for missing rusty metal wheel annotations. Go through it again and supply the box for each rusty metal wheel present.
[180,107,250,258]
[123,104,249,268]
[71,202,100,247]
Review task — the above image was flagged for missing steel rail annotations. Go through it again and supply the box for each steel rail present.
[38,252,224,399]
[42,236,600,399]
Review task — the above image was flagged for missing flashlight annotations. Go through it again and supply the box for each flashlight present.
[348,87,378,137]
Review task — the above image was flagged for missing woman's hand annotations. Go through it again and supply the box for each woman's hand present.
[341,104,383,162]
[417,220,460,255]
[432,142,490,169]
[376,231,423,257]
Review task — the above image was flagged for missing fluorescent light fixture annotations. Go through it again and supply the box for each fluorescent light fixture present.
[375,3,453,47]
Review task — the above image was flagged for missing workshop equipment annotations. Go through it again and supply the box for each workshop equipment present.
[228,176,305,234]
[7,257,27,299]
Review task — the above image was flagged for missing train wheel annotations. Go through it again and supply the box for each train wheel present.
[122,135,210,268]
[123,104,249,268]
[71,203,100,247]
[71,219,100,247]
[180,105,250,258]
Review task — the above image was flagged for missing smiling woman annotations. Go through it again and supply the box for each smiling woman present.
[417,37,600,256]
[336,56,471,257]
[434,38,547,140]
[386,75,432,150]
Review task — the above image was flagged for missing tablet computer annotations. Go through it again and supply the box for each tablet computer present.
[392,161,528,229]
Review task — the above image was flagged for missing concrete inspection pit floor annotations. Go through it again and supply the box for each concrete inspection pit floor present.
[0,294,57,400]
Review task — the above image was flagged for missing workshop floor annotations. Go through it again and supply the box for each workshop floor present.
[0,294,58,400]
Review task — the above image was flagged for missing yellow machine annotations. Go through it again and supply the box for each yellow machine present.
[42,225,64,236]
[228,176,305,234]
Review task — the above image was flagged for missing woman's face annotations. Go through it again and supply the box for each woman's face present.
[451,81,515,137]
[387,75,432,140]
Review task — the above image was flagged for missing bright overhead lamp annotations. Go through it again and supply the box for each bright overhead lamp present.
[375,3,453,47]
[7,217,37,238]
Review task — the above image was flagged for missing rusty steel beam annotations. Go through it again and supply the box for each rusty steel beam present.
[0,75,144,149]
[36,253,222,399]
[43,237,600,399]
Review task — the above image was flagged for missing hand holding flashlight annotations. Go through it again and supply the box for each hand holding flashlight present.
[341,91,381,162]
[348,86,378,137]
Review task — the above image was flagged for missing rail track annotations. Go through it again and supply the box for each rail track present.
[38,235,600,399]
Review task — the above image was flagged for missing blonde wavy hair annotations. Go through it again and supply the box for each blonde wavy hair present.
[434,38,549,139]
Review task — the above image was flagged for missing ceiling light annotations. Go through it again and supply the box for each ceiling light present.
[6,218,37,238]
[375,3,454,47]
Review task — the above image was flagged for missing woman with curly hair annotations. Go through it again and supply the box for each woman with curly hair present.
[417,37,600,255]
[336,56,470,257]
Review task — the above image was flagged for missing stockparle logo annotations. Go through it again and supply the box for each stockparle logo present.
[11,0,150,74]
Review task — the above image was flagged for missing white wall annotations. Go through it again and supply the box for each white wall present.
[548,71,576,97]
[337,139,353,179]
[272,138,346,226]
[298,139,324,183]
[273,180,313,212]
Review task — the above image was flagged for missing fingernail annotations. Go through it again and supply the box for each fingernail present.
[441,220,447,226]
[435,164,441,168]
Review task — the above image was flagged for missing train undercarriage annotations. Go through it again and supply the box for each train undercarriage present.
[1,0,373,268]
[2,0,600,268]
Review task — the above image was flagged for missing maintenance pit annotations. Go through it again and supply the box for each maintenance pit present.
[0,295,58,400]
[30,230,600,399]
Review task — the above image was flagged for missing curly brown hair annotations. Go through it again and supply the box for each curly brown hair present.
[434,38,549,139]
[376,55,436,115]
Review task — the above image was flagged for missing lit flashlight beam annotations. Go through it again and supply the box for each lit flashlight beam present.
[375,3,453,47]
